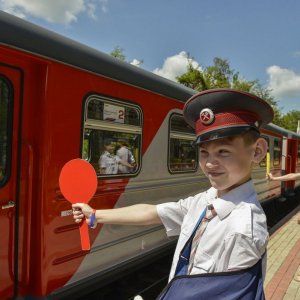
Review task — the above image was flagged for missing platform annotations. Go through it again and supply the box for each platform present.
[264,206,300,300]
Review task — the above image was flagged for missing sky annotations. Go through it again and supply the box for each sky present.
[1,0,300,113]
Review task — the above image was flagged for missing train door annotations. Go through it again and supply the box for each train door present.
[0,65,22,299]
[286,139,298,191]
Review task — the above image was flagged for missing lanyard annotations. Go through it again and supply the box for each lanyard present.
[174,207,207,276]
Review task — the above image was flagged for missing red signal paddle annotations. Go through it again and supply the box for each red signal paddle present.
[59,159,97,251]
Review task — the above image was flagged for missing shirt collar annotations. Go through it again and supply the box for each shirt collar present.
[207,179,256,220]
[104,151,113,157]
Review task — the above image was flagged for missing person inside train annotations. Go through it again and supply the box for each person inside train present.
[73,89,272,299]
[98,138,133,175]
[116,140,136,173]
[267,171,300,282]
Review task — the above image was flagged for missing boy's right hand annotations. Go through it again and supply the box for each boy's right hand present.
[266,173,274,181]
[72,203,94,226]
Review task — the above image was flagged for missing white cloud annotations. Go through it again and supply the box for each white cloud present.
[130,59,142,67]
[0,0,108,25]
[266,65,300,99]
[153,51,201,82]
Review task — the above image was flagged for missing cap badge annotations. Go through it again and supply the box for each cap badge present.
[200,108,214,125]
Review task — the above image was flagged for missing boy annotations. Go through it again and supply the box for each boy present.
[73,89,273,299]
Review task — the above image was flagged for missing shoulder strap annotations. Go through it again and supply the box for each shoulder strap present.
[174,207,207,276]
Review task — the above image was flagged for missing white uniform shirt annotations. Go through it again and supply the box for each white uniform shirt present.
[99,151,121,174]
[116,146,134,173]
[156,180,268,281]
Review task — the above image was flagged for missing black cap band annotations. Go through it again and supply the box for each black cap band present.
[196,126,260,145]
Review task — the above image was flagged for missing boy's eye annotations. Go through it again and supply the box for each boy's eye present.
[219,149,231,155]
[199,150,208,156]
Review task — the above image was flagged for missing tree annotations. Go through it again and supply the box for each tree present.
[177,57,259,91]
[251,83,283,126]
[279,110,300,132]
[110,46,143,66]
[176,60,209,90]
[177,56,284,126]
[110,46,126,61]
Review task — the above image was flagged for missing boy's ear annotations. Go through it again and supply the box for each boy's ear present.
[252,138,268,163]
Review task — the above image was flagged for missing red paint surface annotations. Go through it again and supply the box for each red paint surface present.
[0,45,183,297]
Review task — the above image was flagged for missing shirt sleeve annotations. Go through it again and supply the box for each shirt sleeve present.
[222,227,268,271]
[156,196,196,237]
[223,234,260,270]
[220,203,268,271]
[129,150,135,163]
[99,155,107,168]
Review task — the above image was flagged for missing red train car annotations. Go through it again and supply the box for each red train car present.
[0,11,300,299]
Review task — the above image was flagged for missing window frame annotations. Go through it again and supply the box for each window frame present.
[168,113,198,174]
[81,94,143,178]
[0,75,13,187]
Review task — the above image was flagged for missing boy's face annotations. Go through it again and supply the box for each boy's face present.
[199,136,258,197]
[105,144,114,153]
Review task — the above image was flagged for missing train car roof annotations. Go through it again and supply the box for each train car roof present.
[264,123,300,140]
[0,11,196,102]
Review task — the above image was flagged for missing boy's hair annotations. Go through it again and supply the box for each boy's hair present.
[225,129,260,146]
[239,129,261,146]
[104,138,113,146]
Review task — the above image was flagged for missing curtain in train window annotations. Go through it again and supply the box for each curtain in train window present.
[273,139,281,166]
[83,96,142,176]
[298,144,300,166]
[169,114,197,173]
[0,77,11,184]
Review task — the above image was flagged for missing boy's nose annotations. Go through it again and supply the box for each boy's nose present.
[205,158,219,168]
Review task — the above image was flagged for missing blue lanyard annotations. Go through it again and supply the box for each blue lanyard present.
[174,208,207,277]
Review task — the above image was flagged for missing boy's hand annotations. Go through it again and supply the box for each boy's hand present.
[266,173,274,181]
[72,203,96,227]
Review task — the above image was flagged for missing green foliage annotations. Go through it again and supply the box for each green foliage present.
[251,83,283,126]
[110,46,126,61]
[177,56,258,92]
[279,110,300,132]
[110,46,143,66]
[177,56,300,132]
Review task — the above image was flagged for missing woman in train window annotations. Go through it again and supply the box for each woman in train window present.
[73,89,273,299]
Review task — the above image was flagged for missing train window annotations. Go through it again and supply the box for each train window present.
[82,96,142,177]
[0,77,12,185]
[273,139,281,166]
[169,114,198,173]
[259,136,269,167]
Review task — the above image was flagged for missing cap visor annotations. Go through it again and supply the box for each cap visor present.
[196,126,260,145]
